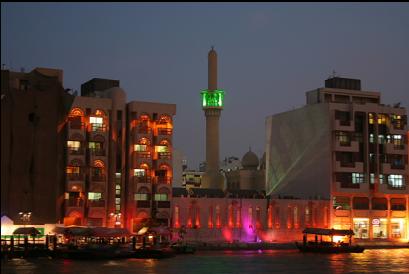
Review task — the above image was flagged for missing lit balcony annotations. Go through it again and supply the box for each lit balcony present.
[334,161,364,173]
[381,163,407,175]
[134,151,151,159]
[334,120,354,131]
[334,140,359,152]
[385,143,407,155]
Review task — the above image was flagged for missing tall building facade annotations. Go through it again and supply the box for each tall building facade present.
[64,78,176,232]
[1,68,74,225]
[266,77,409,240]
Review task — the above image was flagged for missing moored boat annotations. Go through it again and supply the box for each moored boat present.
[296,228,365,253]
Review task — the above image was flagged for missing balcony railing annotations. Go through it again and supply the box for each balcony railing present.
[89,123,107,132]
[88,199,105,207]
[158,152,171,159]
[137,126,151,134]
[137,200,151,208]
[89,148,105,156]
[91,174,106,182]
[68,148,84,155]
[340,182,360,189]
[135,151,151,158]
[388,184,406,190]
[66,198,85,207]
[67,173,84,181]
[156,176,171,184]
[157,201,170,208]
[158,128,172,135]
[134,176,151,184]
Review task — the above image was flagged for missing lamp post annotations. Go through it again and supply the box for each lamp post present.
[110,212,121,228]
[19,211,32,227]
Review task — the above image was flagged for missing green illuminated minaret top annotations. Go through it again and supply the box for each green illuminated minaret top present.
[201,46,225,109]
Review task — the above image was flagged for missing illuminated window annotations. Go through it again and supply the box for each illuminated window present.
[368,113,374,124]
[336,132,350,145]
[115,198,121,205]
[134,193,148,201]
[66,166,80,174]
[392,135,403,146]
[370,173,375,184]
[88,192,102,200]
[90,116,103,124]
[115,185,121,195]
[352,173,365,184]
[379,174,385,184]
[154,194,168,201]
[369,134,375,143]
[89,142,102,149]
[134,169,145,177]
[378,135,385,144]
[67,141,81,150]
[155,146,169,153]
[388,175,404,187]
[135,144,147,152]
[377,114,387,125]
[115,205,120,211]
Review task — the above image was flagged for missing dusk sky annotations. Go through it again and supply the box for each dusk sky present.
[2,3,408,169]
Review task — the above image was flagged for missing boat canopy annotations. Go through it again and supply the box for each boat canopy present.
[302,228,354,236]
[13,227,41,235]
[53,226,131,237]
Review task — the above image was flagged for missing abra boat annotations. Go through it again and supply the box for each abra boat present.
[296,228,365,253]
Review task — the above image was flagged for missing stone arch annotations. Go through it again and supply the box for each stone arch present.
[157,114,172,124]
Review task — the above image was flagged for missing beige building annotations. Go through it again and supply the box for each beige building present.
[266,77,409,241]
[64,78,176,232]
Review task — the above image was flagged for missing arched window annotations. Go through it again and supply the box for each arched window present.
[70,108,84,117]
[134,138,150,155]
[157,114,172,135]
[69,108,85,129]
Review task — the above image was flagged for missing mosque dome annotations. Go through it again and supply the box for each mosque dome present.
[241,149,259,170]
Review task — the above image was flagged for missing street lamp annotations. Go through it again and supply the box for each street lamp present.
[19,211,32,227]
[110,212,121,227]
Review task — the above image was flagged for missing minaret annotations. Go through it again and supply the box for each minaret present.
[201,47,225,189]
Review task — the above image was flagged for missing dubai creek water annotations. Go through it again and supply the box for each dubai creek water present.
[2,249,409,274]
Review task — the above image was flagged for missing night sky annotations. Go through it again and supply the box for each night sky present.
[2,3,408,169]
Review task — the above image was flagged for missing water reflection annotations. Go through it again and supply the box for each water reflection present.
[2,249,409,274]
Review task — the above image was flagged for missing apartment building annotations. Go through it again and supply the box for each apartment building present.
[266,77,408,241]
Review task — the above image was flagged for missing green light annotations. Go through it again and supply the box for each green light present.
[201,89,225,108]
